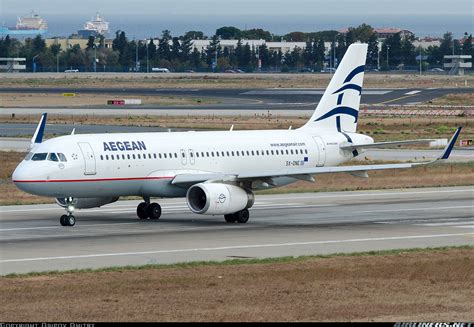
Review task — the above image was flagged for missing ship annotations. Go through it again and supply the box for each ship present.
[0,11,48,36]
[77,12,109,39]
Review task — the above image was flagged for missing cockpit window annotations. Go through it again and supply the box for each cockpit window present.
[58,153,67,162]
[24,152,34,161]
[31,153,48,161]
[48,153,59,162]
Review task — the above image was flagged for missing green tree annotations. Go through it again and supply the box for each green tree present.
[462,33,473,56]
[86,35,96,50]
[216,26,242,39]
[179,35,193,62]
[241,28,272,41]
[184,30,205,40]
[158,30,172,61]
[367,33,379,67]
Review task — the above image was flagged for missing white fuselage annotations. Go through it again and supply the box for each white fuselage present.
[12,129,372,199]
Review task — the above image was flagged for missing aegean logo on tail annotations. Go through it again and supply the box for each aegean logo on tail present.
[314,65,365,123]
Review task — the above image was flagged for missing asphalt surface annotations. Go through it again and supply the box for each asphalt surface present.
[1,87,472,108]
[0,186,472,275]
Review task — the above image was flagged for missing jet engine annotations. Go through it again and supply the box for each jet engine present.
[56,197,119,209]
[186,183,254,215]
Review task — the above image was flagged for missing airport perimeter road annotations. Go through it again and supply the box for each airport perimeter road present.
[0,186,472,275]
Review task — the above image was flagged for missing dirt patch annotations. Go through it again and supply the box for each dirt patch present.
[1,72,473,89]
[427,93,474,106]
[0,248,472,321]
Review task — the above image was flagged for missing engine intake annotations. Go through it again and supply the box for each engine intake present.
[186,183,254,215]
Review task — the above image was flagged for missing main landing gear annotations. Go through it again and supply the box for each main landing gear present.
[60,197,76,227]
[137,198,162,220]
[224,209,250,224]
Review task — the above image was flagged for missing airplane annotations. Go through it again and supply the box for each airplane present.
[12,43,461,227]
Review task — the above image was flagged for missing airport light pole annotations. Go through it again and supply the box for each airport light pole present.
[146,39,149,73]
[386,45,390,70]
[32,54,39,73]
[419,39,422,76]
[93,44,97,73]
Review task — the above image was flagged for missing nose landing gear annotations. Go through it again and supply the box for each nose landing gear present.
[60,197,76,226]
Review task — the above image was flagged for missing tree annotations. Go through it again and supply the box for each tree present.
[171,37,180,61]
[367,33,379,67]
[86,35,96,50]
[32,35,46,53]
[184,31,205,40]
[241,28,272,41]
[147,38,157,60]
[462,33,473,56]
[401,35,416,65]
[216,26,241,39]
[179,35,193,62]
[258,43,270,68]
[285,31,306,42]
[158,30,172,61]
[206,34,221,68]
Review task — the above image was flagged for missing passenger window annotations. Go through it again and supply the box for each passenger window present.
[226,151,230,156]
[231,151,234,156]
[266,150,269,155]
[106,155,109,160]
[111,155,115,160]
[305,149,308,154]
[137,154,141,159]
[211,152,215,157]
[196,152,199,158]
[132,154,136,159]
[216,152,219,157]
[236,152,240,156]
[122,154,125,160]
[275,150,279,155]
[164,153,167,158]
[290,150,294,155]
[256,150,259,155]
[241,151,245,156]
[31,153,48,161]
[174,153,177,158]
[100,155,104,160]
[221,151,225,157]
[127,154,131,159]
[246,151,250,156]
[286,150,289,154]
[153,153,157,159]
[190,152,194,157]
[48,153,59,162]
[251,151,254,156]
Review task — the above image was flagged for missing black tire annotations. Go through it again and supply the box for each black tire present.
[147,203,162,220]
[224,214,236,223]
[60,214,68,226]
[66,215,76,227]
[236,209,249,224]
[137,202,148,219]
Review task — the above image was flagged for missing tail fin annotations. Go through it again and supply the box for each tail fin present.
[300,43,368,133]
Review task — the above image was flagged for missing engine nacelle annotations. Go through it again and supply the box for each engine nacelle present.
[56,197,119,209]
[186,183,254,215]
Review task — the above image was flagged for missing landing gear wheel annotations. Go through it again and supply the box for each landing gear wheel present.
[235,209,249,224]
[66,215,76,226]
[147,203,162,220]
[60,214,75,226]
[224,214,237,223]
[60,214,68,226]
[137,202,148,219]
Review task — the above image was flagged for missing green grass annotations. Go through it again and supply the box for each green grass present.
[4,245,472,278]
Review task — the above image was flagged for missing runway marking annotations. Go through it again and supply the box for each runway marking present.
[1,232,472,263]
[357,205,473,214]
[416,221,474,227]
[405,90,421,95]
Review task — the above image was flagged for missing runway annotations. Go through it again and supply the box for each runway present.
[1,87,471,108]
[0,186,472,275]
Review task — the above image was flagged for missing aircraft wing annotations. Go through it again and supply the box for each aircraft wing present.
[340,139,436,151]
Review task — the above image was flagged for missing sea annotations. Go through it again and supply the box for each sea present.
[1,13,472,39]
